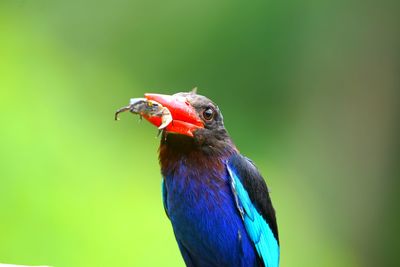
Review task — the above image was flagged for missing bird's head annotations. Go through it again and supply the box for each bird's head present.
[145,92,222,134]
[116,89,236,154]
[146,91,234,148]
[115,89,238,176]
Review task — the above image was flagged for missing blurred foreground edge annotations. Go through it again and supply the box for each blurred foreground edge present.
[0,264,50,267]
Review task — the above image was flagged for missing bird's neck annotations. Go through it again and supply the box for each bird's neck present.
[158,133,237,178]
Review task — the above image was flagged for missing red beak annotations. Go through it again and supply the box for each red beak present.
[143,93,204,137]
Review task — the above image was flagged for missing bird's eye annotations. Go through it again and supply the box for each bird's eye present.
[203,107,214,121]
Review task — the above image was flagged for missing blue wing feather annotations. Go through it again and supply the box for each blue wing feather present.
[227,160,280,267]
[161,178,169,218]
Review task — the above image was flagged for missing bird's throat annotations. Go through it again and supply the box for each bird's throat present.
[158,133,236,178]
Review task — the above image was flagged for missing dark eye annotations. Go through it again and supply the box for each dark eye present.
[203,107,214,121]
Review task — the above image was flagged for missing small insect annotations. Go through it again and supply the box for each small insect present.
[115,98,173,130]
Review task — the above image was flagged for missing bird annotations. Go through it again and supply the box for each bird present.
[117,90,279,267]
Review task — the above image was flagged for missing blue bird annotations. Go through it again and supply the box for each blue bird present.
[116,91,279,267]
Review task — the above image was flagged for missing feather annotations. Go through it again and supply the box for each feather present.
[227,156,280,267]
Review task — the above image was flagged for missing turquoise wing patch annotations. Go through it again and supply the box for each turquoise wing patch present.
[227,164,280,267]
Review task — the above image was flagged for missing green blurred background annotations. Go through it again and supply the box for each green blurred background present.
[0,0,398,266]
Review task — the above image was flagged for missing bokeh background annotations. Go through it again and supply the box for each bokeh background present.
[0,0,398,266]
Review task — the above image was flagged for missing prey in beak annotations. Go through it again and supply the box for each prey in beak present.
[115,98,172,130]
[115,93,204,137]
